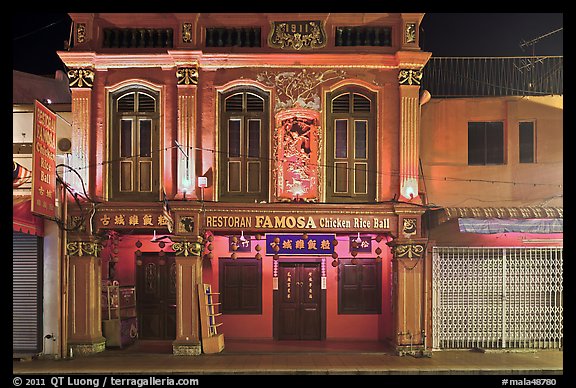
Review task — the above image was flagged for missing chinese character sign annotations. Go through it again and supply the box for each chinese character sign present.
[266,234,335,255]
[31,100,57,218]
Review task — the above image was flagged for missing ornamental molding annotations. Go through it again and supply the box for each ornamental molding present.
[176,66,198,85]
[268,20,327,51]
[68,68,95,88]
[66,241,103,257]
[398,68,422,86]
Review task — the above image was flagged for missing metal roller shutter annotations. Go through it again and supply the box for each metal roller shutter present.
[13,231,42,355]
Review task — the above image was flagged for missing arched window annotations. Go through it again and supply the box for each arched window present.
[219,88,270,202]
[326,86,377,202]
[109,85,160,201]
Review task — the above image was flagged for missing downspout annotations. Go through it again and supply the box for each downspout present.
[59,181,69,359]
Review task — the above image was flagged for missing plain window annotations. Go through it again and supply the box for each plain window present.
[519,121,535,163]
[468,121,504,165]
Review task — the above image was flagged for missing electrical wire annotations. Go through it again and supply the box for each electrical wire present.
[65,141,562,189]
[13,18,68,41]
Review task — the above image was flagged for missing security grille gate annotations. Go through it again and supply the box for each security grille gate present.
[432,247,563,350]
[13,232,43,354]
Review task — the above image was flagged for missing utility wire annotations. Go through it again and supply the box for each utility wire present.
[66,142,562,188]
[13,18,68,41]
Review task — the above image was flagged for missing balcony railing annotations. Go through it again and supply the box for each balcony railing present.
[102,28,174,48]
[421,56,563,97]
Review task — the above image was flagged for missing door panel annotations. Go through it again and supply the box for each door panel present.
[136,254,176,340]
[278,262,321,340]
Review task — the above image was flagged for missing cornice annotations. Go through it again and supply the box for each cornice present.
[58,50,424,71]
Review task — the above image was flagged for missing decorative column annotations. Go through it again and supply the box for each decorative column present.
[388,205,430,356]
[171,237,204,355]
[67,68,94,196]
[66,238,105,356]
[176,65,198,199]
[398,68,422,200]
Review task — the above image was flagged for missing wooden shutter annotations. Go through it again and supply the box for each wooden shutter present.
[338,259,381,314]
[219,259,262,314]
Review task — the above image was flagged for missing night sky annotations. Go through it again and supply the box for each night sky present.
[12,13,563,76]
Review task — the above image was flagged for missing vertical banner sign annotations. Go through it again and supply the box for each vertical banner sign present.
[31,100,57,218]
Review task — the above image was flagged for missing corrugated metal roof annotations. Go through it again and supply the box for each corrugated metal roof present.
[444,207,563,220]
[13,70,71,104]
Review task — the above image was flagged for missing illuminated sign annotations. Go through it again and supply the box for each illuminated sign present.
[31,100,57,218]
[205,214,390,232]
[266,234,335,255]
[93,210,172,231]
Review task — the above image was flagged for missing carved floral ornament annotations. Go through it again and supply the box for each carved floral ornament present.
[402,218,417,236]
[66,241,103,257]
[176,67,198,85]
[171,241,203,257]
[76,23,86,43]
[398,68,422,86]
[256,69,346,112]
[182,23,192,43]
[405,22,416,44]
[393,243,424,259]
[68,68,95,88]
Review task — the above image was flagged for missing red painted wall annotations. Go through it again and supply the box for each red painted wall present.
[203,234,393,341]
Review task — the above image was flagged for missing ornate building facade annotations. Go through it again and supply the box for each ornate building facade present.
[53,13,563,358]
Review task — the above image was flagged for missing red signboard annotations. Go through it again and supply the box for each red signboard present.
[31,100,57,218]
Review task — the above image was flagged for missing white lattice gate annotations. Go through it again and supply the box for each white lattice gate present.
[432,247,563,350]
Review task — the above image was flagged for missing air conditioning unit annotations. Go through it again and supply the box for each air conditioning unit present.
[57,138,72,153]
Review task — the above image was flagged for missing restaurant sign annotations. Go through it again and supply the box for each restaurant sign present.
[93,209,172,231]
[205,213,390,232]
[266,234,335,255]
[31,100,57,218]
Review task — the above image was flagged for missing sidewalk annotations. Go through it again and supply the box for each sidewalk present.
[12,340,563,376]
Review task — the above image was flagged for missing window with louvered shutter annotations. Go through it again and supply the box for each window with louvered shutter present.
[110,86,160,201]
[326,87,377,202]
[219,88,269,202]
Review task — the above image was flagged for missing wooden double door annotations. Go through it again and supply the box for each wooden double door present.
[136,254,176,340]
[276,262,324,340]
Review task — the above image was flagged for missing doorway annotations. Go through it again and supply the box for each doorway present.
[136,253,176,340]
[275,262,324,340]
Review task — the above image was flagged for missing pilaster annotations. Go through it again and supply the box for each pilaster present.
[171,236,204,355]
[66,238,106,356]
[388,204,431,356]
[176,65,198,199]
[68,68,94,196]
